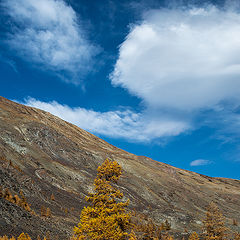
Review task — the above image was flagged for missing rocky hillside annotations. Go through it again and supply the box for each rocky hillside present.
[0,96,239,239]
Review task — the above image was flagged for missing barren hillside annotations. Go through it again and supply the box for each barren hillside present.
[0,96,239,238]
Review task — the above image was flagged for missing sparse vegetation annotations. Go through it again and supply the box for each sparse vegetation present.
[41,206,51,218]
[0,187,34,214]
[0,233,32,240]
[1,160,240,240]
[188,232,199,240]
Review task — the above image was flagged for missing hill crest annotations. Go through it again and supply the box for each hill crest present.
[0,96,239,238]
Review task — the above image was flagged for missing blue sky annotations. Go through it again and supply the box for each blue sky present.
[1,0,240,179]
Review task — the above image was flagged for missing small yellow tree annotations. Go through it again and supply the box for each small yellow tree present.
[203,202,227,240]
[50,194,55,201]
[188,232,199,240]
[17,233,31,240]
[73,159,132,240]
[46,207,51,218]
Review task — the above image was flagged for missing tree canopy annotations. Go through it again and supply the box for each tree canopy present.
[73,159,132,240]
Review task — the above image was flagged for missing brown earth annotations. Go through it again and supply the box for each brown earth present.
[0,96,239,239]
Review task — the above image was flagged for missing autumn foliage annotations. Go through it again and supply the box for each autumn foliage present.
[0,233,32,240]
[73,159,132,240]
[0,187,34,214]
[203,202,228,240]
[188,232,199,240]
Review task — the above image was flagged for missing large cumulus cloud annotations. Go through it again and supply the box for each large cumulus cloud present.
[111,6,240,111]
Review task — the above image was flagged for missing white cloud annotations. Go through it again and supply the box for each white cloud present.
[111,6,240,111]
[2,0,97,82]
[190,159,212,166]
[202,106,240,143]
[22,98,190,142]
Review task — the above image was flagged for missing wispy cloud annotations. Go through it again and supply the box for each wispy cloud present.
[0,54,18,73]
[203,105,240,144]
[2,0,98,83]
[190,159,212,167]
[21,98,190,142]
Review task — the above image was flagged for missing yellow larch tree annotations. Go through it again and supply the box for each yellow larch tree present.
[17,233,31,240]
[73,159,132,240]
[203,202,227,240]
[188,232,199,240]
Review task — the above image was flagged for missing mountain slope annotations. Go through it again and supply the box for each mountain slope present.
[0,96,239,238]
